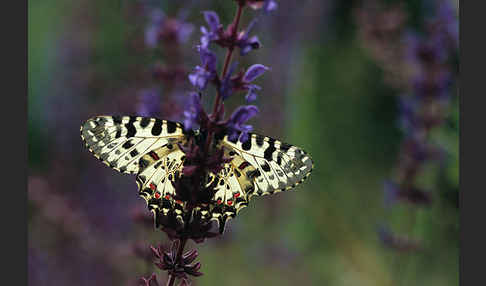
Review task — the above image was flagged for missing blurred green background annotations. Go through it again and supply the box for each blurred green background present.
[28,0,459,285]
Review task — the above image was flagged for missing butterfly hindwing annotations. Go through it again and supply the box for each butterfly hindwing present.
[136,143,186,226]
[202,152,256,233]
[221,133,313,196]
[80,115,186,174]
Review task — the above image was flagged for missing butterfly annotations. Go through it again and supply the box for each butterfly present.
[80,115,313,233]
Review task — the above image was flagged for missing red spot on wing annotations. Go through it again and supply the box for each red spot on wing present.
[227,200,233,206]
[175,200,183,205]
[233,193,240,198]
[217,199,222,205]
[149,151,160,161]
[238,161,250,170]
[149,183,156,191]
[165,195,170,200]
[154,192,161,199]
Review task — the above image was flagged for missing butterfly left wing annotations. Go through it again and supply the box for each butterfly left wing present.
[220,133,313,196]
[136,143,187,228]
[80,115,186,174]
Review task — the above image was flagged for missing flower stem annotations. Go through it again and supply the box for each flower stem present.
[212,3,245,116]
[166,238,188,286]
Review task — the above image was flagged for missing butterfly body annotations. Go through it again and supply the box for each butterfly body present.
[81,115,313,233]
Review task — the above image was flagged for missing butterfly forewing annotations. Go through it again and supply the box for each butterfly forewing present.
[80,115,186,174]
[221,133,313,196]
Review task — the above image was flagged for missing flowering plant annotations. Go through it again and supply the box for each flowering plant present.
[137,1,279,285]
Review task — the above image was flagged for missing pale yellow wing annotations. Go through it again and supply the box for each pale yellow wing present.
[221,133,314,196]
[80,115,186,174]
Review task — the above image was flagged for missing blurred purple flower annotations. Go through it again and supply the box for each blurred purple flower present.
[137,89,160,117]
[188,46,217,90]
[377,225,422,252]
[226,105,259,142]
[145,10,165,48]
[247,0,278,13]
[383,180,432,207]
[145,10,194,48]
[433,1,458,49]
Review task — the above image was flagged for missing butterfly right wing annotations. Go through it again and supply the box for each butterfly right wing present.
[194,151,257,233]
[221,133,314,196]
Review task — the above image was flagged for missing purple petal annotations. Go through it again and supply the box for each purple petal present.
[198,46,217,72]
[229,105,259,125]
[189,92,203,112]
[243,64,269,82]
[188,67,211,90]
[203,11,220,32]
[239,35,261,56]
[228,131,240,142]
[239,132,250,143]
[176,23,194,43]
[245,89,258,102]
[220,61,239,100]
[183,92,203,130]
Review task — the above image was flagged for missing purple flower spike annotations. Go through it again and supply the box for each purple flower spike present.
[245,84,261,102]
[226,105,259,143]
[243,64,269,82]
